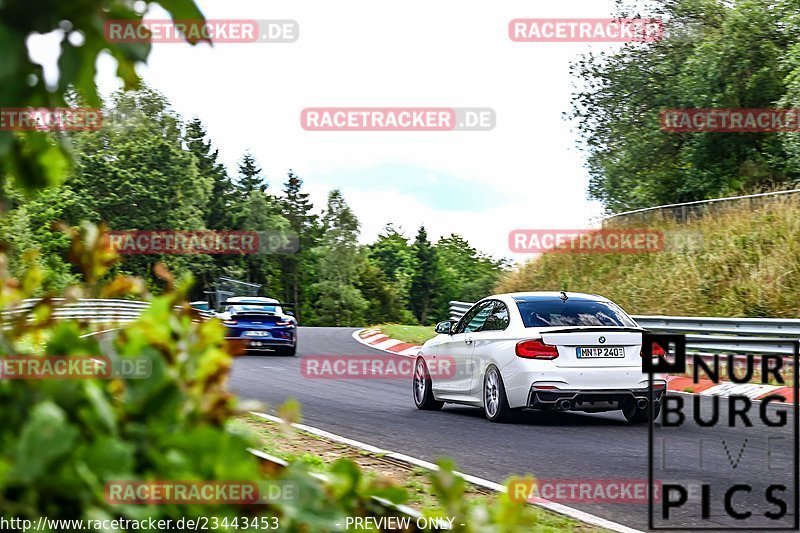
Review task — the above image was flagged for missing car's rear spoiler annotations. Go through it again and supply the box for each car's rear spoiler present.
[221,300,295,307]
[536,327,646,334]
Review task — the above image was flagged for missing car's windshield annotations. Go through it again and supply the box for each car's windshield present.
[515,299,637,328]
[227,305,280,314]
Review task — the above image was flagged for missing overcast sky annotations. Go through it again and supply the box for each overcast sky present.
[29,0,645,262]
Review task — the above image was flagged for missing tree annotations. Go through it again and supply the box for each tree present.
[185,118,238,230]
[0,0,206,193]
[356,257,407,324]
[240,190,290,295]
[67,87,213,290]
[570,0,799,212]
[307,190,368,326]
[409,226,440,324]
[317,189,361,284]
[237,152,267,195]
[433,234,506,320]
[368,224,415,312]
[278,170,318,320]
[184,117,243,298]
[307,280,369,327]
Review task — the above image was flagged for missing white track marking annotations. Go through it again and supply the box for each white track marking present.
[251,411,645,533]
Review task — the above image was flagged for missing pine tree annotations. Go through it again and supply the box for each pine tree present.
[237,151,266,195]
[409,226,440,325]
[185,118,237,230]
[278,170,317,320]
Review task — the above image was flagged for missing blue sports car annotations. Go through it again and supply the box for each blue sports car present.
[218,296,298,356]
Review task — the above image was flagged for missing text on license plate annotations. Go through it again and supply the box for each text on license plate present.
[576,346,625,358]
[244,331,271,337]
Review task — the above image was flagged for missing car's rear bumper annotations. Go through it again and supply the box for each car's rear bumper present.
[225,337,294,351]
[527,386,665,411]
[500,356,668,408]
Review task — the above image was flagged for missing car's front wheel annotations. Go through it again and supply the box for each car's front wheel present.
[483,365,511,422]
[622,400,661,423]
[413,358,443,410]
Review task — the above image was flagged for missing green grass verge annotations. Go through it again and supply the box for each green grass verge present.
[378,324,437,345]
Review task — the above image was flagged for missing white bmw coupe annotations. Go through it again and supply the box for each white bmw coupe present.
[413,292,667,423]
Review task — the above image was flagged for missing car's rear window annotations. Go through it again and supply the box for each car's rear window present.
[515,299,637,328]
[229,305,279,314]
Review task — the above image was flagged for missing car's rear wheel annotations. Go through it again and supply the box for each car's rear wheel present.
[483,365,511,422]
[413,358,443,410]
[622,400,661,423]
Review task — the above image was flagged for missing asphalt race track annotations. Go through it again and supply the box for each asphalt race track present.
[229,327,797,531]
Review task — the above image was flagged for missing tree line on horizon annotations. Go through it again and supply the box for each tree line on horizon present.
[0,87,506,326]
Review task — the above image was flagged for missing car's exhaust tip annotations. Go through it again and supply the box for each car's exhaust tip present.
[636,398,648,410]
[556,399,572,410]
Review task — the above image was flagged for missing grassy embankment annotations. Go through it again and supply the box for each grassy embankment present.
[498,195,800,318]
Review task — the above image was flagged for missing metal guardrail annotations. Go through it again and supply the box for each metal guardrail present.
[600,188,800,226]
[449,301,800,357]
[448,301,473,322]
[1,298,216,324]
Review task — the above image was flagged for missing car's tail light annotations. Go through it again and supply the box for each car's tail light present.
[640,342,666,357]
[223,319,237,326]
[516,339,559,359]
[276,320,293,326]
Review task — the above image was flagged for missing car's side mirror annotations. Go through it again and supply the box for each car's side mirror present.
[435,321,454,335]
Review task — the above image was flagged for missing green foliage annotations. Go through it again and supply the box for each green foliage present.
[356,259,407,324]
[237,152,267,195]
[0,0,206,192]
[433,234,506,321]
[0,229,436,530]
[571,0,800,211]
[409,227,440,325]
[278,171,319,322]
[369,223,416,311]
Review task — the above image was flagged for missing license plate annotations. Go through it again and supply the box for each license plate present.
[576,346,625,358]
[244,331,271,337]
